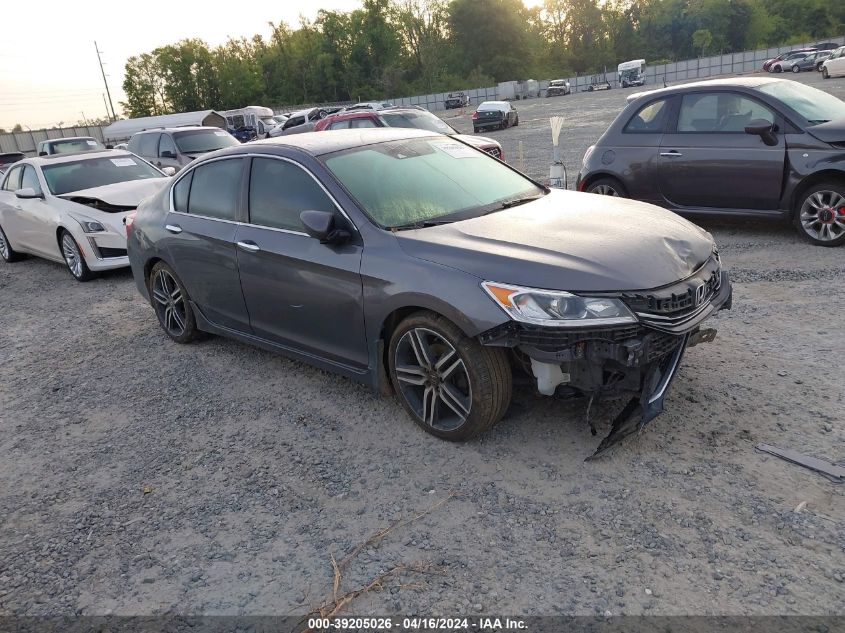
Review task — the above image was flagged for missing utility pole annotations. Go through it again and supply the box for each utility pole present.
[81,111,89,126]
[95,41,116,121]
[103,94,110,120]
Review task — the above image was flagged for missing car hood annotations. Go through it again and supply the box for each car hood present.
[395,190,715,292]
[806,117,845,144]
[59,178,170,207]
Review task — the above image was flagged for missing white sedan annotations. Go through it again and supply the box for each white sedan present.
[0,150,170,281]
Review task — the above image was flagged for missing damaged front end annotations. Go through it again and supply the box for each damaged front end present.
[479,255,732,458]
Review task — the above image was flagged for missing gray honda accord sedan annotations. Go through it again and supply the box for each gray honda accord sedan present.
[577,78,845,246]
[127,128,732,457]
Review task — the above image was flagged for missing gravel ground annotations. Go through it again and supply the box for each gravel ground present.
[1,72,844,619]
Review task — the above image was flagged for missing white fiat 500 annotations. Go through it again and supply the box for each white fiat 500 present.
[0,150,171,281]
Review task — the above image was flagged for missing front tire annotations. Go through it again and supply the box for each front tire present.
[0,224,24,262]
[822,67,830,79]
[148,261,202,342]
[388,311,512,441]
[773,65,782,73]
[793,182,845,247]
[59,230,94,281]
[587,176,628,198]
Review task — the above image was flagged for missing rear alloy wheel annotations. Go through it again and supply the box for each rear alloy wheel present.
[791,64,800,73]
[0,224,23,263]
[587,177,628,198]
[60,230,94,281]
[388,312,511,441]
[149,261,202,343]
[795,183,845,246]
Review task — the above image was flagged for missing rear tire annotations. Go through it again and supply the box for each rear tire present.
[388,311,512,441]
[587,176,628,198]
[791,64,800,73]
[148,261,203,343]
[793,181,845,247]
[0,224,24,262]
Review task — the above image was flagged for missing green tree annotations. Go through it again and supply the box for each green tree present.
[692,28,713,56]
[12,124,23,132]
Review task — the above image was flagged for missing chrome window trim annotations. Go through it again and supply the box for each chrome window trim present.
[168,152,359,236]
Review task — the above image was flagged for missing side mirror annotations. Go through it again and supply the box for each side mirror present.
[161,150,176,159]
[161,166,177,176]
[300,210,350,244]
[105,144,114,149]
[745,119,778,146]
[15,187,43,199]
[38,151,48,157]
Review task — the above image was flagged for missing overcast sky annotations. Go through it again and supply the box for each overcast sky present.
[0,0,367,130]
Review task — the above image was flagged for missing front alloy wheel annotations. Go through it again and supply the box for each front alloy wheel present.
[60,230,94,281]
[0,224,23,262]
[388,312,511,441]
[796,185,845,246]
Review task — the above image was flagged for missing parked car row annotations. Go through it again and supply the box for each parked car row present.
[577,77,845,246]
[763,42,839,73]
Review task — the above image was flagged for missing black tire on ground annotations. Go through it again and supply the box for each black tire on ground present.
[388,311,512,441]
[587,176,629,198]
[501,118,509,130]
[58,229,95,282]
[792,181,845,247]
[0,224,24,262]
[773,65,782,73]
[513,115,519,127]
[822,67,830,79]
[148,260,204,343]
[791,64,800,73]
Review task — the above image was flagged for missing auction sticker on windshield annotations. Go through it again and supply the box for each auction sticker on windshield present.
[432,141,478,159]
[110,158,137,167]
[214,131,228,136]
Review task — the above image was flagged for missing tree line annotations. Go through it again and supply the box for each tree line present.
[119,0,845,118]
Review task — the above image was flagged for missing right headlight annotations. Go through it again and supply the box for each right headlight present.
[482,282,637,328]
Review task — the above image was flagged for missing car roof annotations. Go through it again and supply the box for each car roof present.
[24,149,136,166]
[247,127,437,156]
[628,76,787,102]
[135,126,221,135]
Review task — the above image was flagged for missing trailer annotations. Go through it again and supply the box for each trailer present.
[102,110,227,142]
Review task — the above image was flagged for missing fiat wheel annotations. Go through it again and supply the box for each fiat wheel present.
[59,230,94,281]
[587,177,628,198]
[388,311,511,441]
[794,183,845,247]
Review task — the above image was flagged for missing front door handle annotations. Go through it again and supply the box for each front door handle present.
[660,151,683,157]
[165,224,182,234]
[237,240,260,253]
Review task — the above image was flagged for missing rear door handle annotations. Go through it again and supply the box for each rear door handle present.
[660,151,683,157]
[165,224,182,234]
[237,240,260,253]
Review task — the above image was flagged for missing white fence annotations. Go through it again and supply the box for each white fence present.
[2,34,843,156]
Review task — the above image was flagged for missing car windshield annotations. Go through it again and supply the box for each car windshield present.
[380,111,455,135]
[42,155,163,195]
[757,81,845,125]
[324,137,544,229]
[173,129,239,154]
[50,139,104,153]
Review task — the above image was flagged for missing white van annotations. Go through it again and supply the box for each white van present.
[617,59,646,88]
[222,106,276,139]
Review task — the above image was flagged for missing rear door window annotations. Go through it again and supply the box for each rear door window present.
[248,157,335,232]
[172,171,193,213]
[136,133,160,157]
[624,99,669,133]
[187,159,243,221]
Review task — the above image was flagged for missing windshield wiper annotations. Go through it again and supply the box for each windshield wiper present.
[390,219,454,231]
[498,194,546,209]
[807,119,830,124]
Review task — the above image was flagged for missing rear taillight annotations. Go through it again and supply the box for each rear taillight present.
[125,211,137,236]
[471,112,478,120]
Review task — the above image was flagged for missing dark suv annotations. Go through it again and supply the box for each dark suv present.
[577,77,845,246]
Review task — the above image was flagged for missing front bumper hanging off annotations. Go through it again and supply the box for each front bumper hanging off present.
[479,268,732,458]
